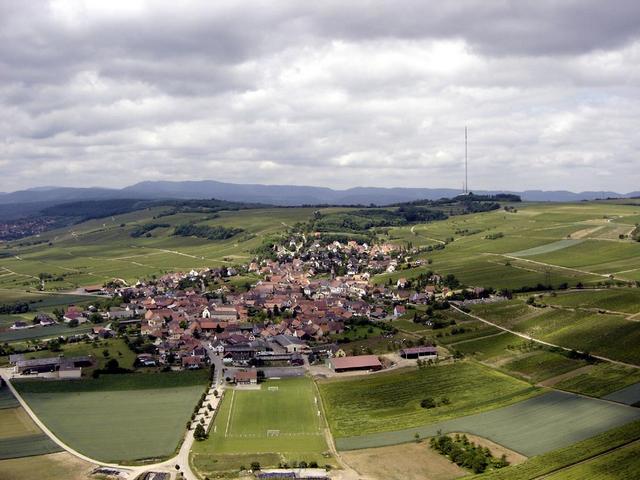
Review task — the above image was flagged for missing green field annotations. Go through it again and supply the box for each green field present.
[19,337,137,372]
[543,443,640,479]
[540,288,640,315]
[319,362,539,438]
[0,207,323,291]
[555,363,640,398]
[501,350,587,383]
[471,419,640,479]
[0,385,62,460]
[469,300,640,365]
[14,371,208,462]
[335,391,640,455]
[191,376,330,477]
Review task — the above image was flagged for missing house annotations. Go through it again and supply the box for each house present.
[182,356,204,369]
[329,355,382,373]
[234,369,258,385]
[272,335,308,354]
[35,313,56,326]
[393,305,406,318]
[400,346,438,360]
[10,321,29,330]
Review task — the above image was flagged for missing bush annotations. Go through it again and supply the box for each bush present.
[420,397,436,409]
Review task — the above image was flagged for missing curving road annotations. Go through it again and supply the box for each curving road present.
[0,365,225,480]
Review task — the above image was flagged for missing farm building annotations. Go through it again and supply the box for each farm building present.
[11,356,93,378]
[400,346,438,359]
[329,355,382,373]
[272,334,309,353]
[234,370,258,385]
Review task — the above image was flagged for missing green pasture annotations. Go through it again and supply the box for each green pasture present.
[14,371,208,462]
[319,362,539,438]
[335,391,640,456]
[191,376,330,476]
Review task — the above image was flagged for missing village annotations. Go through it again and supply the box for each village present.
[7,236,492,380]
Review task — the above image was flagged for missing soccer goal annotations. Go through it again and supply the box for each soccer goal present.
[268,386,279,392]
[267,430,280,437]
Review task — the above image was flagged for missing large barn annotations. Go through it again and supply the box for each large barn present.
[329,355,383,373]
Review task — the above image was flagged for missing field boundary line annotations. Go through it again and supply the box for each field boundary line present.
[446,330,507,346]
[450,305,640,370]
[225,389,236,437]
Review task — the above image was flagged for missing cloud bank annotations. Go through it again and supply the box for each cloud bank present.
[1,0,639,192]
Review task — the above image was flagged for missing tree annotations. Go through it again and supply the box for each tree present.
[194,423,207,441]
[105,358,120,372]
[250,461,261,471]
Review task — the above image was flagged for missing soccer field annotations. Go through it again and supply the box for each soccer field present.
[191,376,330,476]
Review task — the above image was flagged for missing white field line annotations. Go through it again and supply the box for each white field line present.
[450,305,640,370]
[225,389,236,437]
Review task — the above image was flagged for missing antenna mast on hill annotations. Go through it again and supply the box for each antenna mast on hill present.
[464,126,469,194]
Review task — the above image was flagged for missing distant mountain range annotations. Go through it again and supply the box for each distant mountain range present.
[0,180,638,208]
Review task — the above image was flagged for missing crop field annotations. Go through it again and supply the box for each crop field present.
[543,442,640,480]
[468,301,640,365]
[555,363,640,398]
[539,288,640,315]
[335,391,640,455]
[500,350,587,383]
[191,376,330,476]
[381,201,640,289]
[604,382,640,406]
[0,207,323,291]
[470,419,640,480]
[0,385,61,460]
[14,370,208,462]
[318,362,539,438]
[452,331,529,361]
[0,207,320,290]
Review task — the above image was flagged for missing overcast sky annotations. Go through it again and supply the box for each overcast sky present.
[1,1,639,193]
